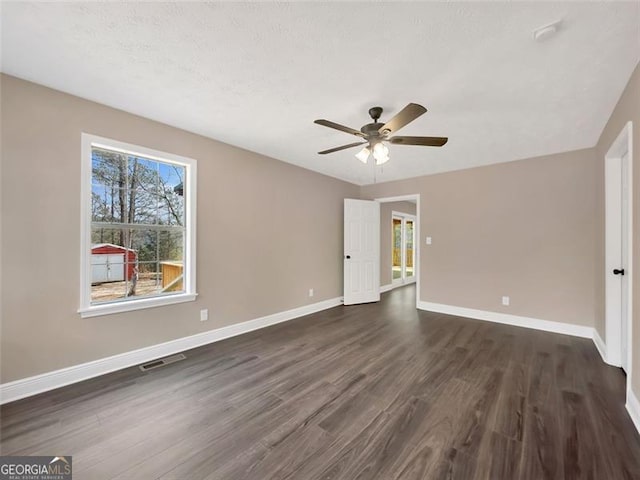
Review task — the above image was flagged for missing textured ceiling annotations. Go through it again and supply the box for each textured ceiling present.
[2,2,639,185]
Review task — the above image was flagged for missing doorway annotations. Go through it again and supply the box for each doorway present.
[605,121,633,376]
[375,194,420,308]
[392,214,416,286]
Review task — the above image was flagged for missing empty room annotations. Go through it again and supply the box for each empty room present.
[1,2,640,479]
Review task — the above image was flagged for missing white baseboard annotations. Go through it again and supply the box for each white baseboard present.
[0,296,343,405]
[592,328,609,364]
[417,301,593,339]
[626,388,640,436]
[381,281,416,293]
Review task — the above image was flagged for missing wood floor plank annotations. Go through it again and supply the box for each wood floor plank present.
[431,447,479,480]
[305,396,432,480]
[452,367,503,459]
[518,404,564,480]
[486,431,522,480]
[280,409,392,480]
[2,285,640,480]
[492,362,527,441]
[202,424,334,480]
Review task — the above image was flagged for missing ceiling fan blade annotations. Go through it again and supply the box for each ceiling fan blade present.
[378,103,427,135]
[318,141,367,155]
[389,136,448,147]
[314,119,366,138]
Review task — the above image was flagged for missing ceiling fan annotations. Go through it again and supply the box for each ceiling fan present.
[314,103,447,165]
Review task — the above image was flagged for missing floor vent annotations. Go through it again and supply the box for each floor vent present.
[139,353,186,372]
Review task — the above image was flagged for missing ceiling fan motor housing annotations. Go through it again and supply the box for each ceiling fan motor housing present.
[363,106,391,137]
[361,122,384,139]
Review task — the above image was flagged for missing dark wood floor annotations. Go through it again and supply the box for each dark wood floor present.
[2,285,640,479]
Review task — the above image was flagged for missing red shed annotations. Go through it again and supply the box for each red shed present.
[91,243,137,283]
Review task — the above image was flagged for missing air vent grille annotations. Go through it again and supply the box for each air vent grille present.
[139,353,186,372]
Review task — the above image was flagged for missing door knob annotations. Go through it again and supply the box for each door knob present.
[345,255,351,259]
[613,268,625,275]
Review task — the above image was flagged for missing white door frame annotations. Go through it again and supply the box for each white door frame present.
[375,194,420,309]
[604,121,633,382]
[391,211,417,286]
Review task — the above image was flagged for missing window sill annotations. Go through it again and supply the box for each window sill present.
[78,293,198,318]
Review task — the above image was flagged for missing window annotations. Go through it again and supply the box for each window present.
[79,134,197,317]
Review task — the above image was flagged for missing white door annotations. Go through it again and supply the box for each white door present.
[605,150,631,371]
[621,151,629,373]
[344,199,380,305]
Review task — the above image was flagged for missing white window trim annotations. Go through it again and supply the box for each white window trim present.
[79,133,197,318]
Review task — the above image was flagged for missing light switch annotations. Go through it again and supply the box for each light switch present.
[426,236,432,245]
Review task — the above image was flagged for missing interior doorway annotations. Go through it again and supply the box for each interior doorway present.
[605,121,633,377]
[375,194,420,308]
[392,213,416,286]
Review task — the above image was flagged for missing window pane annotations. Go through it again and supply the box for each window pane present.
[125,261,185,298]
[159,260,184,294]
[129,261,163,299]
[158,191,185,226]
[90,254,128,303]
[127,190,159,226]
[159,230,184,262]
[92,148,127,188]
[91,278,128,304]
[392,218,402,280]
[406,220,414,278]
[91,185,127,223]
[91,226,128,247]
[86,139,193,310]
[129,156,159,195]
[129,229,159,263]
[159,162,184,191]
[159,163,186,226]
[127,157,160,226]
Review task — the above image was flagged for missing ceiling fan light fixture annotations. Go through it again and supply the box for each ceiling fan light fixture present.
[355,146,370,163]
[375,154,390,166]
[372,142,389,165]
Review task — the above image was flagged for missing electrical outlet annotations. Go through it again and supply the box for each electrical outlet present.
[502,296,510,306]
[308,288,314,297]
[200,309,209,321]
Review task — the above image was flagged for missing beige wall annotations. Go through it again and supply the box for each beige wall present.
[2,64,637,395]
[379,201,416,286]
[0,75,359,382]
[361,148,601,328]
[595,62,640,397]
